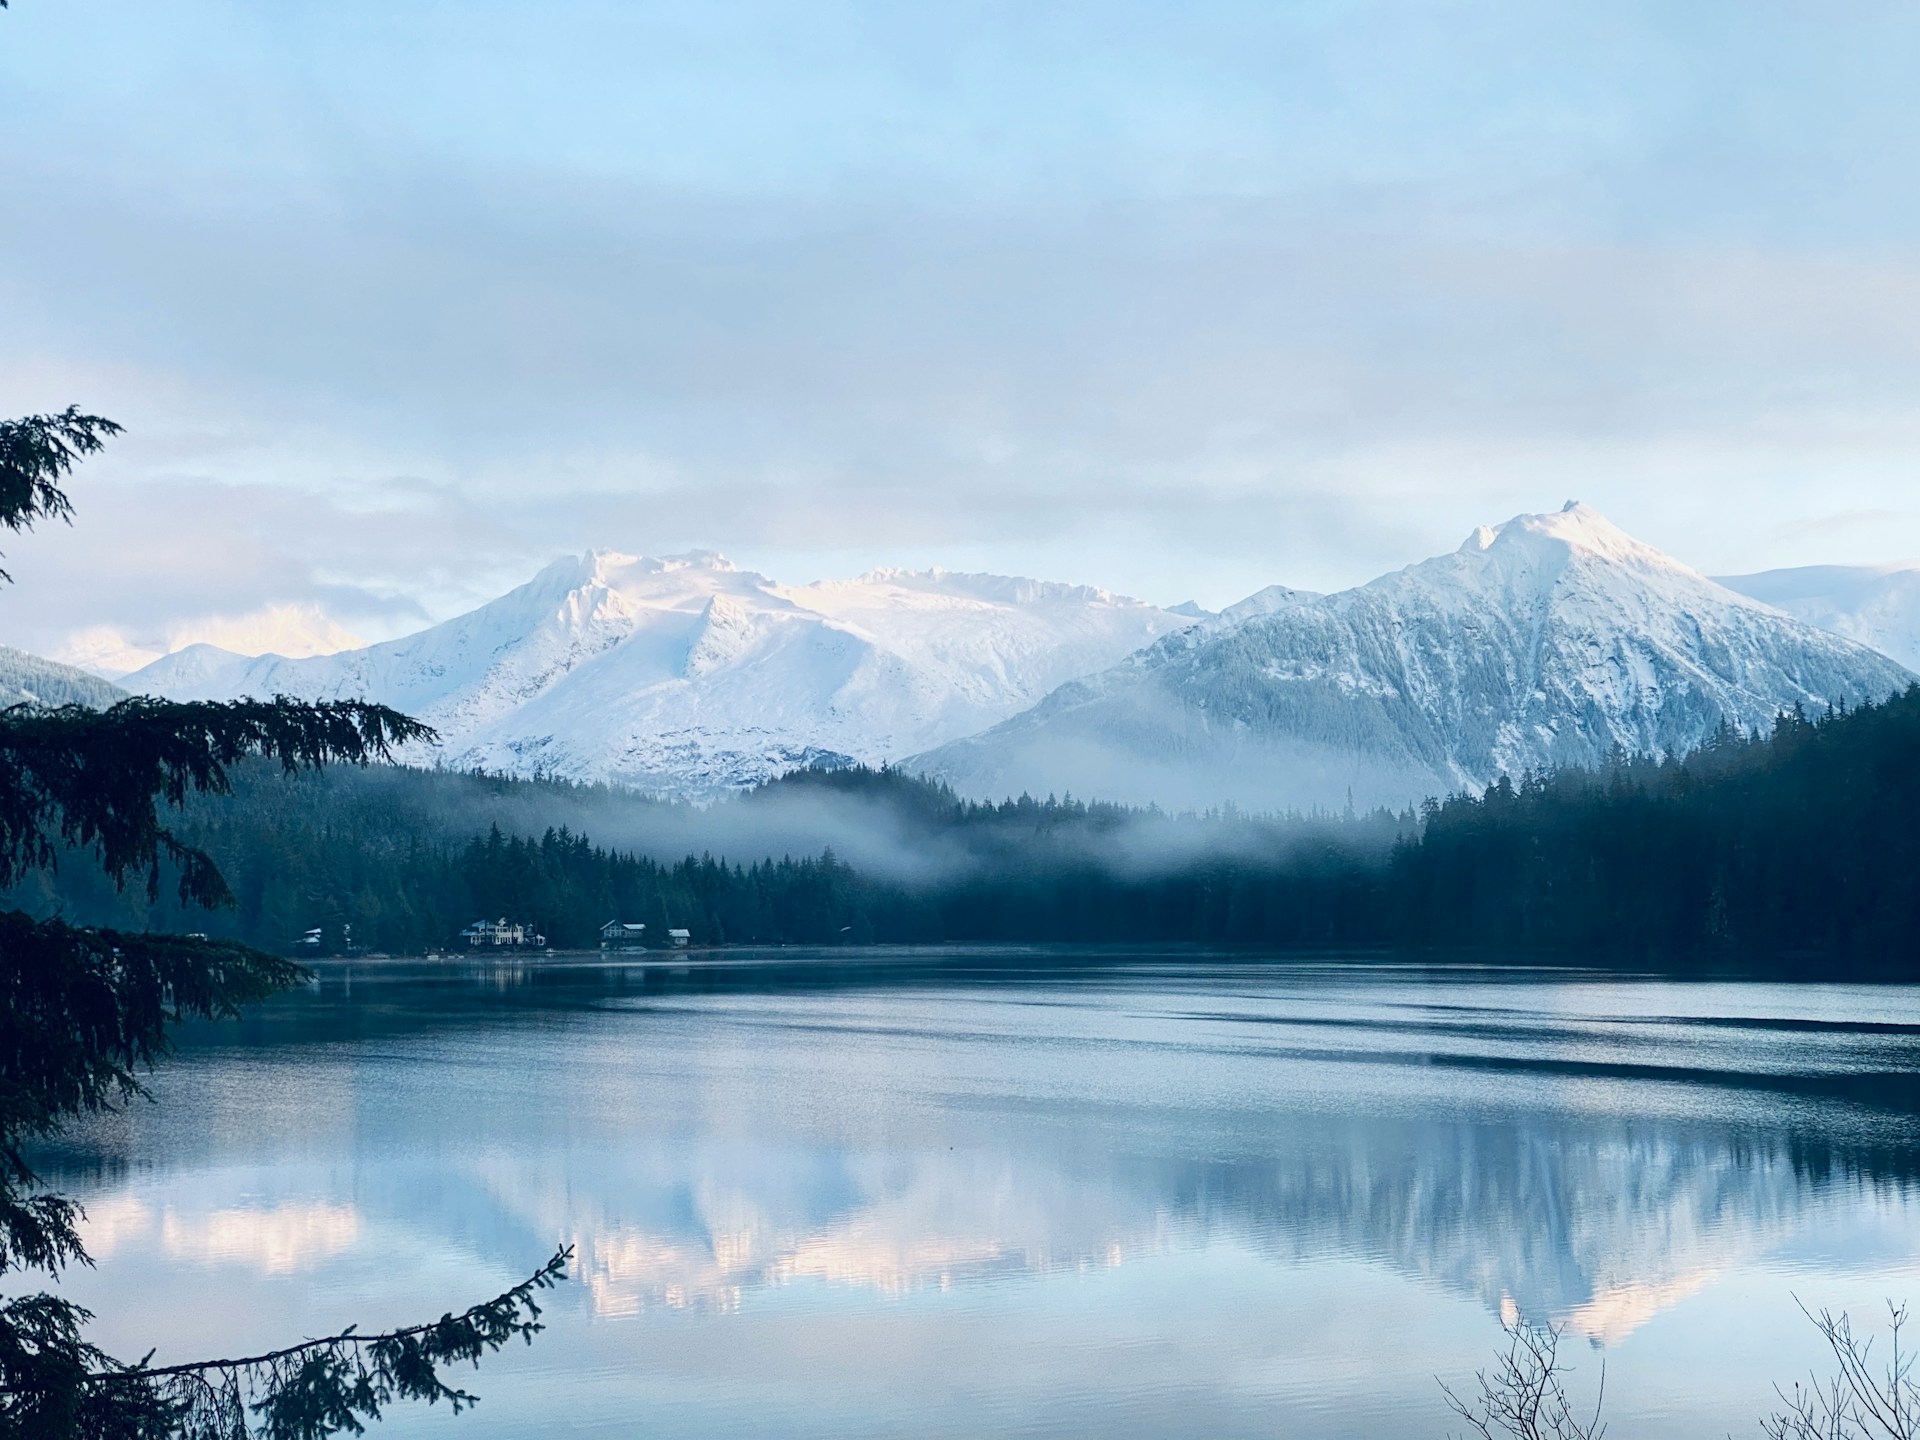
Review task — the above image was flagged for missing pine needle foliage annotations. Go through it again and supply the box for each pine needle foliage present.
[0,409,120,581]
[94,1247,571,1440]
[0,696,432,906]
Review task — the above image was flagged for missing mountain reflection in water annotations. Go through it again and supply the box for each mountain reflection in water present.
[35,953,1920,1439]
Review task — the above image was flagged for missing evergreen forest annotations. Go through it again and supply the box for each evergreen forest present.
[11,685,1919,972]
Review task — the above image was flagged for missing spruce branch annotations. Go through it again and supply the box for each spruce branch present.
[0,1250,571,1440]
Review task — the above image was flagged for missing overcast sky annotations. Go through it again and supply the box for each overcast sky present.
[5,0,1920,661]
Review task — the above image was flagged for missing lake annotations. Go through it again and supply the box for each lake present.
[37,950,1920,1437]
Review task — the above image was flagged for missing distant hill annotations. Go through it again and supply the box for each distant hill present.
[0,646,126,709]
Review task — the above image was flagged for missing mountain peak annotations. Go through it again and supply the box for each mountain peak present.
[576,548,737,581]
[1456,503,1692,577]
[523,549,751,609]
[657,549,735,573]
[917,503,1912,814]
[537,547,738,577]
[1528,500,1638,550]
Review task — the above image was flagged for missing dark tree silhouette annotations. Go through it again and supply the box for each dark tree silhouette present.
[0,410,568,1438]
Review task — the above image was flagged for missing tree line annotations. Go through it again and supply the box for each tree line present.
[15,683,1919,971]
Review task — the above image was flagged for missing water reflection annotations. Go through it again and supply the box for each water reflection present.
[359,1117,1903,1344]
[36,955,1920,1437]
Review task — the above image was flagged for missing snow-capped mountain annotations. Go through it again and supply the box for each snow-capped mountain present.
[125,553,1193,798]
[0,646,126,710]
[912,504,1916,813]
[1717,563,1920,672]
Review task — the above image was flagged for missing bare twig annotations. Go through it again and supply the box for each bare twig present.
[1439,1315,1607,1440]
[1761,1300,1920,1440]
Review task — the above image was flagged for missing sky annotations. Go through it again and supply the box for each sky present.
[4,0,1920,666]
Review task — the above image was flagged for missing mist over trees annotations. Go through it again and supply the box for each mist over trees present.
[18,684,1920,970]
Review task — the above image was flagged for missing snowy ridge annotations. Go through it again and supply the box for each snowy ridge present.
[1219,584,1323,624]
[913,504,1916,812]
[1718,562,1920,671]
[126,552,1193,799]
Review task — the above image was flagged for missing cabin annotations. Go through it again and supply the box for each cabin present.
[666,928,692,948]
[600,920,648,951]
[461,917,546,948]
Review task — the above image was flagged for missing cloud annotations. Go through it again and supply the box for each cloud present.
[5,2,1920,653]
[59,603,365,677]
[0,467,452,657]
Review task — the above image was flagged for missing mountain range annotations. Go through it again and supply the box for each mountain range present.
[127,554,1191,798]
[112,504,1915,811]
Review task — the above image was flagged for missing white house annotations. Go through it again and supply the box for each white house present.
[461,917,546,948]
[600,920,648,951]
[666,928,692,948]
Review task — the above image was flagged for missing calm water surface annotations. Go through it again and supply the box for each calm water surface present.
[37,950,1920,1437]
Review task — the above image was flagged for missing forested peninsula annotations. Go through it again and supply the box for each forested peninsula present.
[11,684,1918,970]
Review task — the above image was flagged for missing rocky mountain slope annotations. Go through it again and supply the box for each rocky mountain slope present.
[913,504,1915,812]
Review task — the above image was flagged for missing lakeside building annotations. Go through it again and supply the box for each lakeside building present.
[461,917,547,948]
[666,928,692,947]
[600,920,648,951]
[294,922,362,955]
